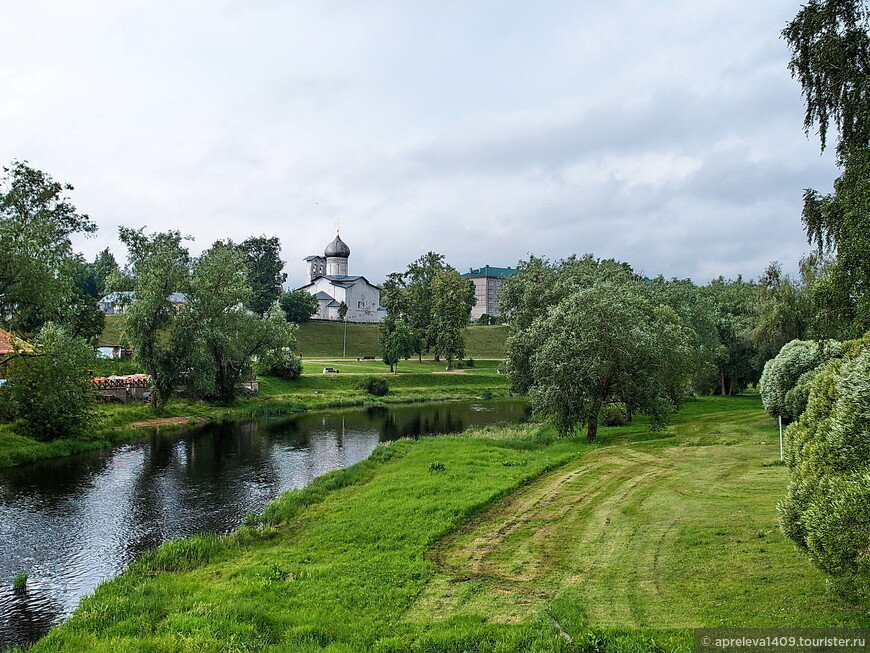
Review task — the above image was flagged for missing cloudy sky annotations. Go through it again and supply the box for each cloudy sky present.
[1,0,837,288]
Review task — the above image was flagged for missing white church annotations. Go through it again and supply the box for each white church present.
[298,233,387,322]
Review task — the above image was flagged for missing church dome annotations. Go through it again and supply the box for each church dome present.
[325,233,350,258]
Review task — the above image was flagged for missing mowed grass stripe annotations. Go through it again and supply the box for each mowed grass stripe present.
[412,398,869,631]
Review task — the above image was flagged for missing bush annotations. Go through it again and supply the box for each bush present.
[358,376,388,397]
[779,337,870,602]
[760,339,843,422]
[258,347,302,380]
[599,404,627,427]
[3,323,99,441]
[466,357,475,367]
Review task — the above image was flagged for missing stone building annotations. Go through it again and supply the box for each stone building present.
[461,265,517,320]
[298,233,386,322]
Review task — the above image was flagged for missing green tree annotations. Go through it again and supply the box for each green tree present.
[279,290,319,323]
[338,301,348,321]
[118,227,192,411]
[71,248,120,300]
[783,0,870,337]
[1,323,99,441]
[524,283,692,441]
[700,276,763,395]
[430,268,475,369]
[237,236,287,316]
[184,241,297,402]
[379,316,416,373]
[752,262,809,360]
[0,161,96,335]
[382,252,449,361]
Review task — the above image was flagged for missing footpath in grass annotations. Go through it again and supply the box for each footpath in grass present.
[26,395,868,653]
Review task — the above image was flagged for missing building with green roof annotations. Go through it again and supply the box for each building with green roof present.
[461,265,518,320]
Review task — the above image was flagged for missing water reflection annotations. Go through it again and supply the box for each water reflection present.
[0,400,529,648]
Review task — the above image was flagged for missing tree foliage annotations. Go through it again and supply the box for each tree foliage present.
[779,335,870,601]
[430,268,475,369]
[522,282,692,441]
[381,252,455,360]
[1,323,99,441]
[759,338,844,422]
[118,227,192,411]
[784,0,870,338]
[699,276,764,395]
[237,236,287,316]
[0,161,96,335]
[279,290,319,323]
[783,0,870,156]
[503,255,695,440]
[379,316,416,373]
[183,241,297,402]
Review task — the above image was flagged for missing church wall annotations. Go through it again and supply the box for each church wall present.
[344,282,382,323]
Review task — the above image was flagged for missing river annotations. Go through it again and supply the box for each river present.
[0,399,530,649]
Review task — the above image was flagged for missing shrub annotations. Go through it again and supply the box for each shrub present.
[599,404,627,427]
[3,323,99,441]
[779,337,870,602]
[760,339,843,422]
[258,347,303,380]
[466,357,475,367]
[358,376,388,397]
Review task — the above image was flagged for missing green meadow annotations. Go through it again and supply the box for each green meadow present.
[24,395,868,653]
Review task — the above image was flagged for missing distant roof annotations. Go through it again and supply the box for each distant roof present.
[99,291,187,304]
[314,291,334,301]
[326,300,342,308]
[304,255,324,262]
[296,276,381,291]
[0,328,30,355]
[461,266,518,279]
[100,291,134,303]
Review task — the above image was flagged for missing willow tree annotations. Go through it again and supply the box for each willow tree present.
[522,282,693,441]
[784,0,870,337]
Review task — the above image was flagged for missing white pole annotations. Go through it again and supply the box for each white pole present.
[343,319,347,359]
[779,415,783,462]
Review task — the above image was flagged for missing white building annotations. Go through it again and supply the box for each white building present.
[298,233,386,322]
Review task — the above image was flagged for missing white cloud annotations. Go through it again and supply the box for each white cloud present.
[1,0,841,287]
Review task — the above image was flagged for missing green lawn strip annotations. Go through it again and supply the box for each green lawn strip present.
[33,425,587,652]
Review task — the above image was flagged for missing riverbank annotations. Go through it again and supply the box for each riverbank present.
[0,359,511,468]
[24,395,868,652]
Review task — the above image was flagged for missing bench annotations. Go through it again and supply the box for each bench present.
[322,367,340,374]
[357,356,376,361]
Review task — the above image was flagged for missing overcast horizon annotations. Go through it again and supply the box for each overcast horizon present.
[1,1,838,289]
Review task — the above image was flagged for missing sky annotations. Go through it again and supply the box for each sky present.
[0,0,839,288]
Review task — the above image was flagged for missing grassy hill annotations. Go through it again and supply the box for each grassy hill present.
[295,321,508,359]
[101,316,508,358]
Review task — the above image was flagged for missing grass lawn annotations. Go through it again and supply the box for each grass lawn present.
[27,395,868,653]
[295,321,508,359]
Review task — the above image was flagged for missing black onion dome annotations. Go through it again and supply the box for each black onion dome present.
[324,233,350,258]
